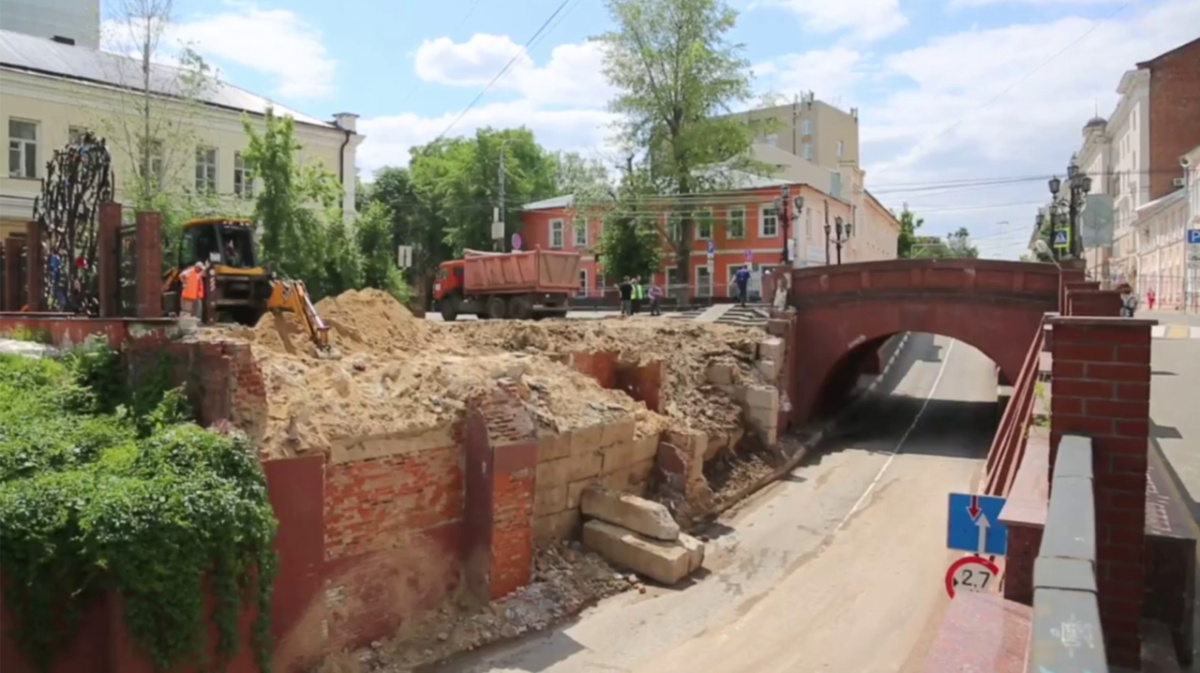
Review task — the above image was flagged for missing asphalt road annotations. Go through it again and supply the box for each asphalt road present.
[427,333,999,673]
[1149,322,1200,516]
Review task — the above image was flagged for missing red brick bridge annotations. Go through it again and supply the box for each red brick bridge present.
[786,258,1191,672]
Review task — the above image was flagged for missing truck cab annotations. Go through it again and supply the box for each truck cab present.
[433,260,465,304]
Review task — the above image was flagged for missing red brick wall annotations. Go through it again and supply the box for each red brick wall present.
[1049,316,1155,668]
[1144,38,1200,201]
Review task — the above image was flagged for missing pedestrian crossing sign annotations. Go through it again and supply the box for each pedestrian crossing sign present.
[1053,229,1069,249]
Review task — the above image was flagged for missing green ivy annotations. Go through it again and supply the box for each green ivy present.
[0,350,277,673]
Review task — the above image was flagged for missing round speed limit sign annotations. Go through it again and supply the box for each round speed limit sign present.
[945,556,999,599]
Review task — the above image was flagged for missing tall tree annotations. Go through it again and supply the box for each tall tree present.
[895,207,924,258]
[597,166,662,283]
[945,226,979,258]
[594,0,757,284]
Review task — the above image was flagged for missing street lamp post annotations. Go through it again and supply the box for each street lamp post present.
[824,215,853,265]
[1048,155,1093,260]
[774,187,804,265]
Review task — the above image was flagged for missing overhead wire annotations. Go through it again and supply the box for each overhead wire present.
[394,0,487,110]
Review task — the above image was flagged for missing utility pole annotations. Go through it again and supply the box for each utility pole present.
[824,200,831,265]
[496,148,506,252]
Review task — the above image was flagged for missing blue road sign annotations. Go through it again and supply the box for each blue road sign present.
[707,240,716,255]
[947,493,1008,556]
[1188,229,1200,245]
[1053,229,1069,248]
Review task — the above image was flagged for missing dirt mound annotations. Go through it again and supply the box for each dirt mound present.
[238,288,431,357]
[437,319,766,434]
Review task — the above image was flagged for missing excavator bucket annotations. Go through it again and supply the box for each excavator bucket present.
[266,279,338,358]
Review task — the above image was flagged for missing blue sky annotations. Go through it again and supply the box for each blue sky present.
[104,0,1200,259]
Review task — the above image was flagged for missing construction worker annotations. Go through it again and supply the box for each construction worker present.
[180,261,206,320]
[631,277,645,315]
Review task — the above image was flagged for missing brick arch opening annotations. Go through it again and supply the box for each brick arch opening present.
[788,260,1060,427]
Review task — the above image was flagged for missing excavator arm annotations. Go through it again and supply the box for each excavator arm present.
[266,279,331,352]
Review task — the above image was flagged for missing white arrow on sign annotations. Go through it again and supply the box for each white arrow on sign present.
[976,512,990,554]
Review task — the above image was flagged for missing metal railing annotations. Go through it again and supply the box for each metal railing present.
[983,314,1046,496]
[1029,434,1108,672]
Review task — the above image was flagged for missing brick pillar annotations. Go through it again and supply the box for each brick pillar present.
[1067,289,1122,317]
[463,385,537,602]
[1048,316,1156,668]
[97,202,122,318]
[3,236,21,311]
[134,211,163,318]
[24,221,43,312]
[1058,264,1086,313]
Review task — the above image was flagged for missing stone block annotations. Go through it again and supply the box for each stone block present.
[755,358,780,380]
[536,457,572,488]
[745,385,779,411]
[706,361,737,385]
[537,431,571,462]
[580,485,679,541]
[629,458,655,485]
[679,533,706,573]
[567,449,603,482]
[534,509,580,542]
[758,337,785,363]
[582,520,691,585]
[602,440,637,473]
[599,417,637,448]
[567,478,598,509]
[534,483,568,517]
[632,434,660,462]
[570,423,604,455]
[602,467,634,492]
[747,404,779,431]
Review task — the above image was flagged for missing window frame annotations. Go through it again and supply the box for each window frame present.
[550,218,565,249]
[727,207,746,240]
[759,204,780,238]
[234,151,254,199]
[574,218,588,248]
[695,264,713,298]
[195,146,218,194]
[695,208,714,240]
[578,268,588,297]
[8,118,38,179]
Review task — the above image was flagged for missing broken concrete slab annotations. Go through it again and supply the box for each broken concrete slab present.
[744,384,779,411]
[582,520,691,585]
[706,361,737,385]
[580,486,680,541]
[678,533,706,573]
[755,358,780,380]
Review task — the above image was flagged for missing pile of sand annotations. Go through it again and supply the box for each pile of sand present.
[439,319,766,434]
[240,288,432,357]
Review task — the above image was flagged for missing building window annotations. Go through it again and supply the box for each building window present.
[696,265,712,297]
[550,219,564,248]
[234,151,254,198]
[8,119,38,178]
[696,208,714,240]
[574,219,587,248]
[760,205,779,237]
[578,269,588,297]
[665,267,679,296]
[801,142,813,160]
[195,147,217,193]
[800,119,812,135]
[68,126,90,145]
[728,207,746,239]
[666,212,681,243]
[837,140,844,157]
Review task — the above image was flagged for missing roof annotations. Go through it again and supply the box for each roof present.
[0,29,337,129]
[1134,186,1186,221]
[522,195,576,211]
[1137,36,1200,69]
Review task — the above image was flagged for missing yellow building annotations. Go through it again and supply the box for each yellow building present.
[1,28,362,239]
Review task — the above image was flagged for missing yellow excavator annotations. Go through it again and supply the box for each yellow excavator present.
[162,217,332,353]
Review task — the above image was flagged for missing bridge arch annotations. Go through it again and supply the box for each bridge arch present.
[788,259,1061,425]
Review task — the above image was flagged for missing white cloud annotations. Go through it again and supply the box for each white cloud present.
[751,0,907,42]
[413,33,616,108]
[171,5,335,99]
[358,101,619,177]
[102,4,337,99]
[754,47,867,103]
[950,0,1123,7]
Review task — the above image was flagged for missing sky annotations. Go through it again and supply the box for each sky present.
[99,0,1200,259]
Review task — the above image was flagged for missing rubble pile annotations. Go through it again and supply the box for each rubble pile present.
[328,542,632,673]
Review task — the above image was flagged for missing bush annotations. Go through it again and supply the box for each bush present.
[0,350,277,673]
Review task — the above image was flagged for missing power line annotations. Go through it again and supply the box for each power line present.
[432,0,576,142]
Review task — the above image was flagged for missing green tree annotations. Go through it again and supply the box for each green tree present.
[242,106,362,298]
[356,201,409,301]
[946,226,979,258]
[896,207,924,258]
[597,166,661,282]
[366,165,446,307]
[594,0,758,284]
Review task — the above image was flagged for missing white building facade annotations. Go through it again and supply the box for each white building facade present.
[1106,69,1152,282]
[0,28,362,238]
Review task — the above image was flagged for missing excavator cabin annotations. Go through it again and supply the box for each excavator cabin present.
[163,218,271,324]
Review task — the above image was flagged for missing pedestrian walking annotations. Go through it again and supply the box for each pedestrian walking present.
[730,267,751,307]
[1147,288,1157,311]
[648,282,663,316]
[180,261,206,320]
[1119,283,1138,317]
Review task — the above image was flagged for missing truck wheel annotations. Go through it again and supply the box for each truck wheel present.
[508,295,533,320]
[486,296,507,320]
[440,296,459,321]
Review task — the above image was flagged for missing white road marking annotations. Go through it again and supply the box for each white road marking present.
[832,339,957,534]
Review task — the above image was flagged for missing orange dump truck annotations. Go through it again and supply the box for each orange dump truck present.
[433,248,582,321]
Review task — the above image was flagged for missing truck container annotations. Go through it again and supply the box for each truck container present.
[433,248,581,321]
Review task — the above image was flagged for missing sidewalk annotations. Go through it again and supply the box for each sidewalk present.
[1139,310,1200,339]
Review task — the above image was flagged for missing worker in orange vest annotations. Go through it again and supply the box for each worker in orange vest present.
[180,261,206,320]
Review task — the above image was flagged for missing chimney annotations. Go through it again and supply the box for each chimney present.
[333,112,359,133]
